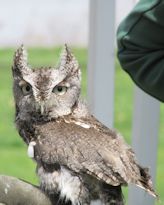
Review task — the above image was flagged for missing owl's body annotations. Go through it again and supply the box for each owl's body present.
[12,45,157,205]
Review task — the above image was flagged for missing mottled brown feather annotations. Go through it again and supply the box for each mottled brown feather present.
[33,115,157,197]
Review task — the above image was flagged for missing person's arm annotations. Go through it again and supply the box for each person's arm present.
[117,0,164,102]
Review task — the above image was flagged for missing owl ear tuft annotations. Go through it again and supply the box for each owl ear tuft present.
[12,44,31,76]
[59,44,80,75]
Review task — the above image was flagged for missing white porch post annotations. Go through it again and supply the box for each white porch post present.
[88,1,159,205]
[87,0,115,128]
[128,86,160,205]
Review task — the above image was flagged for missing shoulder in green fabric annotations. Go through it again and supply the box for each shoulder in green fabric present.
[117,0,164,102]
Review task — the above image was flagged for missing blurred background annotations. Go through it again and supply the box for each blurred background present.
[0,0,137,47]
[0,0,163,204]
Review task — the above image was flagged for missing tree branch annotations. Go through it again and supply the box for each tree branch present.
[0,175,52,205]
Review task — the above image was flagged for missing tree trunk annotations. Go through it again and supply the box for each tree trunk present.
[0,175,52,205]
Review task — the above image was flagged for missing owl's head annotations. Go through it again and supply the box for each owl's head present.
[12,45,81,121]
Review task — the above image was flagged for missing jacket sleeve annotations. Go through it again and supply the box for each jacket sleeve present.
[117,0,164,102]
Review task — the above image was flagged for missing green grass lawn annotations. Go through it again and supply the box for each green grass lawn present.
[0,48,163,204]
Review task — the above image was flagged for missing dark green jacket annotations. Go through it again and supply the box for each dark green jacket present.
[117,0,164,102]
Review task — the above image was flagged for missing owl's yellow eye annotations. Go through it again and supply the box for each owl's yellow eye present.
[52,86,67,95]
[21,83,32,95]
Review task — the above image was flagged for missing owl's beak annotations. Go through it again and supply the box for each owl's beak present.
[39,101,45,115]
[40,104,44,115]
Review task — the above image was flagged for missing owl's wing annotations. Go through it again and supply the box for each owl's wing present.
[34,116,156,197]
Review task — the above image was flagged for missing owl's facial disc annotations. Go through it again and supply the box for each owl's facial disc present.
[13,45,81,119]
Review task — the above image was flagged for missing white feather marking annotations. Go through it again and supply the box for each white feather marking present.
[74,121,90,129]
[136,184,157,198]
[57,167,81,204]
[64,119,70,124]
[27,141,36,158]
[38,166,82,205]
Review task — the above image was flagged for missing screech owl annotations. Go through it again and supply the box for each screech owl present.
[12,45,157,205]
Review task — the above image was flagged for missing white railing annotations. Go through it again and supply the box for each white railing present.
[128,87,160,205]
[88,0,115,128]
[88,1,160,204]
